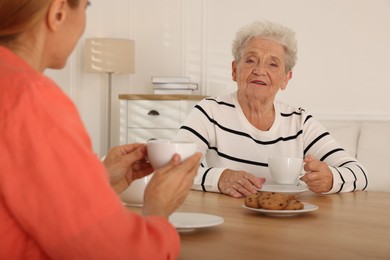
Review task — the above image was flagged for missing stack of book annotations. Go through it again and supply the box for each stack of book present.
[152,76,198,95]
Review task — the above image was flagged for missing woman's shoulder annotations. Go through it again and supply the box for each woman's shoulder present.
[276,100,310,117]
[1,47,57,90]
[201,92,236,108]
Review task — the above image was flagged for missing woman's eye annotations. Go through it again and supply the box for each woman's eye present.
[245,58,255,64]
[269,63,278,67]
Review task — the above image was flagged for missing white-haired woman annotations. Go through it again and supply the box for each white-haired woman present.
[176,20,368,198]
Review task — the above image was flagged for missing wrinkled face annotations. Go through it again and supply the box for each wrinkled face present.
[232,37,291,103]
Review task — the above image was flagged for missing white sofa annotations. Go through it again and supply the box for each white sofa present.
[321,120,390,192]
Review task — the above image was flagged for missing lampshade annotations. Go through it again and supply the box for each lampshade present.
[84,38,135,74]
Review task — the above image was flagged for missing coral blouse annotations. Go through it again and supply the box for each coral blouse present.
[0,46,179,259]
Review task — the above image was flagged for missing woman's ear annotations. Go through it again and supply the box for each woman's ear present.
[280,70,292,90]
[46,0,67,31]
[232,60,237,82]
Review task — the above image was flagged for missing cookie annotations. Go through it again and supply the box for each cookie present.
[258,192,289,210]
[245,191,305,210]
[244,193,260,208]
[257,191,272,200]
[284,199,304,210]
[288,195,299,201]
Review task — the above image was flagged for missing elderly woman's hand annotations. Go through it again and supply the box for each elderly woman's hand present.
[300,155,333,193]
[218,169,265,198]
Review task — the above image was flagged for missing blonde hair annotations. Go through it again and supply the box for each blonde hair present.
[232,21,298,72]
[0,0,80,43]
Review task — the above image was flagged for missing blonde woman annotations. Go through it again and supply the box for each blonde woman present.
[0,1,201,258]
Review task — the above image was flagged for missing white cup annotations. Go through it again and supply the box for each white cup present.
[268,157,303,185]
[120,140,197,206]
[146,139,197,169]
[120,175,152,206]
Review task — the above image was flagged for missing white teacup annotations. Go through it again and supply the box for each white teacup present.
[120,140,197,206]
[146,139,197,169]
[268,157,303,185]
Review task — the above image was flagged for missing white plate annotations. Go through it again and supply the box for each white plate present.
[169,212,224,231]
[242,202,318,217]
[259,184,308,195]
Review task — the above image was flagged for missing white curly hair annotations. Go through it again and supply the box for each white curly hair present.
[232,20,298,72]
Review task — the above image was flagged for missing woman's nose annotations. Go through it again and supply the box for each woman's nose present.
[252,67,265,75]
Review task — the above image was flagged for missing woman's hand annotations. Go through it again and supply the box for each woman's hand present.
[103,144,154,193]
[300,155,333,193]
[218,169,265,198]
[142,152,202,218]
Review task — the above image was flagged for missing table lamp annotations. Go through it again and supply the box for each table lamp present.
[84,38,135,149]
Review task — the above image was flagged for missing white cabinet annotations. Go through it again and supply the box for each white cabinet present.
[119,95,205,144]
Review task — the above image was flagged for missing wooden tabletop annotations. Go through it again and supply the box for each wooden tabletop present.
[173,190,390,259]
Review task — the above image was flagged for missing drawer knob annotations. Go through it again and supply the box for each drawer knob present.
[147,110,160,116]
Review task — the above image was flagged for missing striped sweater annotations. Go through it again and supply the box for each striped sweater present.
[175,92,368,194]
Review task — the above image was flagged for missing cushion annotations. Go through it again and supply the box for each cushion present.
[357,122,390,192]
[320,121,360,158]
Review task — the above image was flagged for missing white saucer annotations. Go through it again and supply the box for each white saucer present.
[169,212,224,231]
[242,202,318,217]
[259,184,308,195]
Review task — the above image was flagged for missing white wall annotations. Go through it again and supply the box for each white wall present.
[46,0,135,156]
[182,0,390,119]
[46,0,390,157]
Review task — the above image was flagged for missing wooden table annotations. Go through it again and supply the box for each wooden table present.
[175,190,390,259]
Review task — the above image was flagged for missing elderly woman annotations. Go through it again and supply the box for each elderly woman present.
[0,0,201,258]
[176,20,368,198]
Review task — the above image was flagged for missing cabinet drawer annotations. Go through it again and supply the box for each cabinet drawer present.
[127,100,181,128]
[127,128,178,143]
